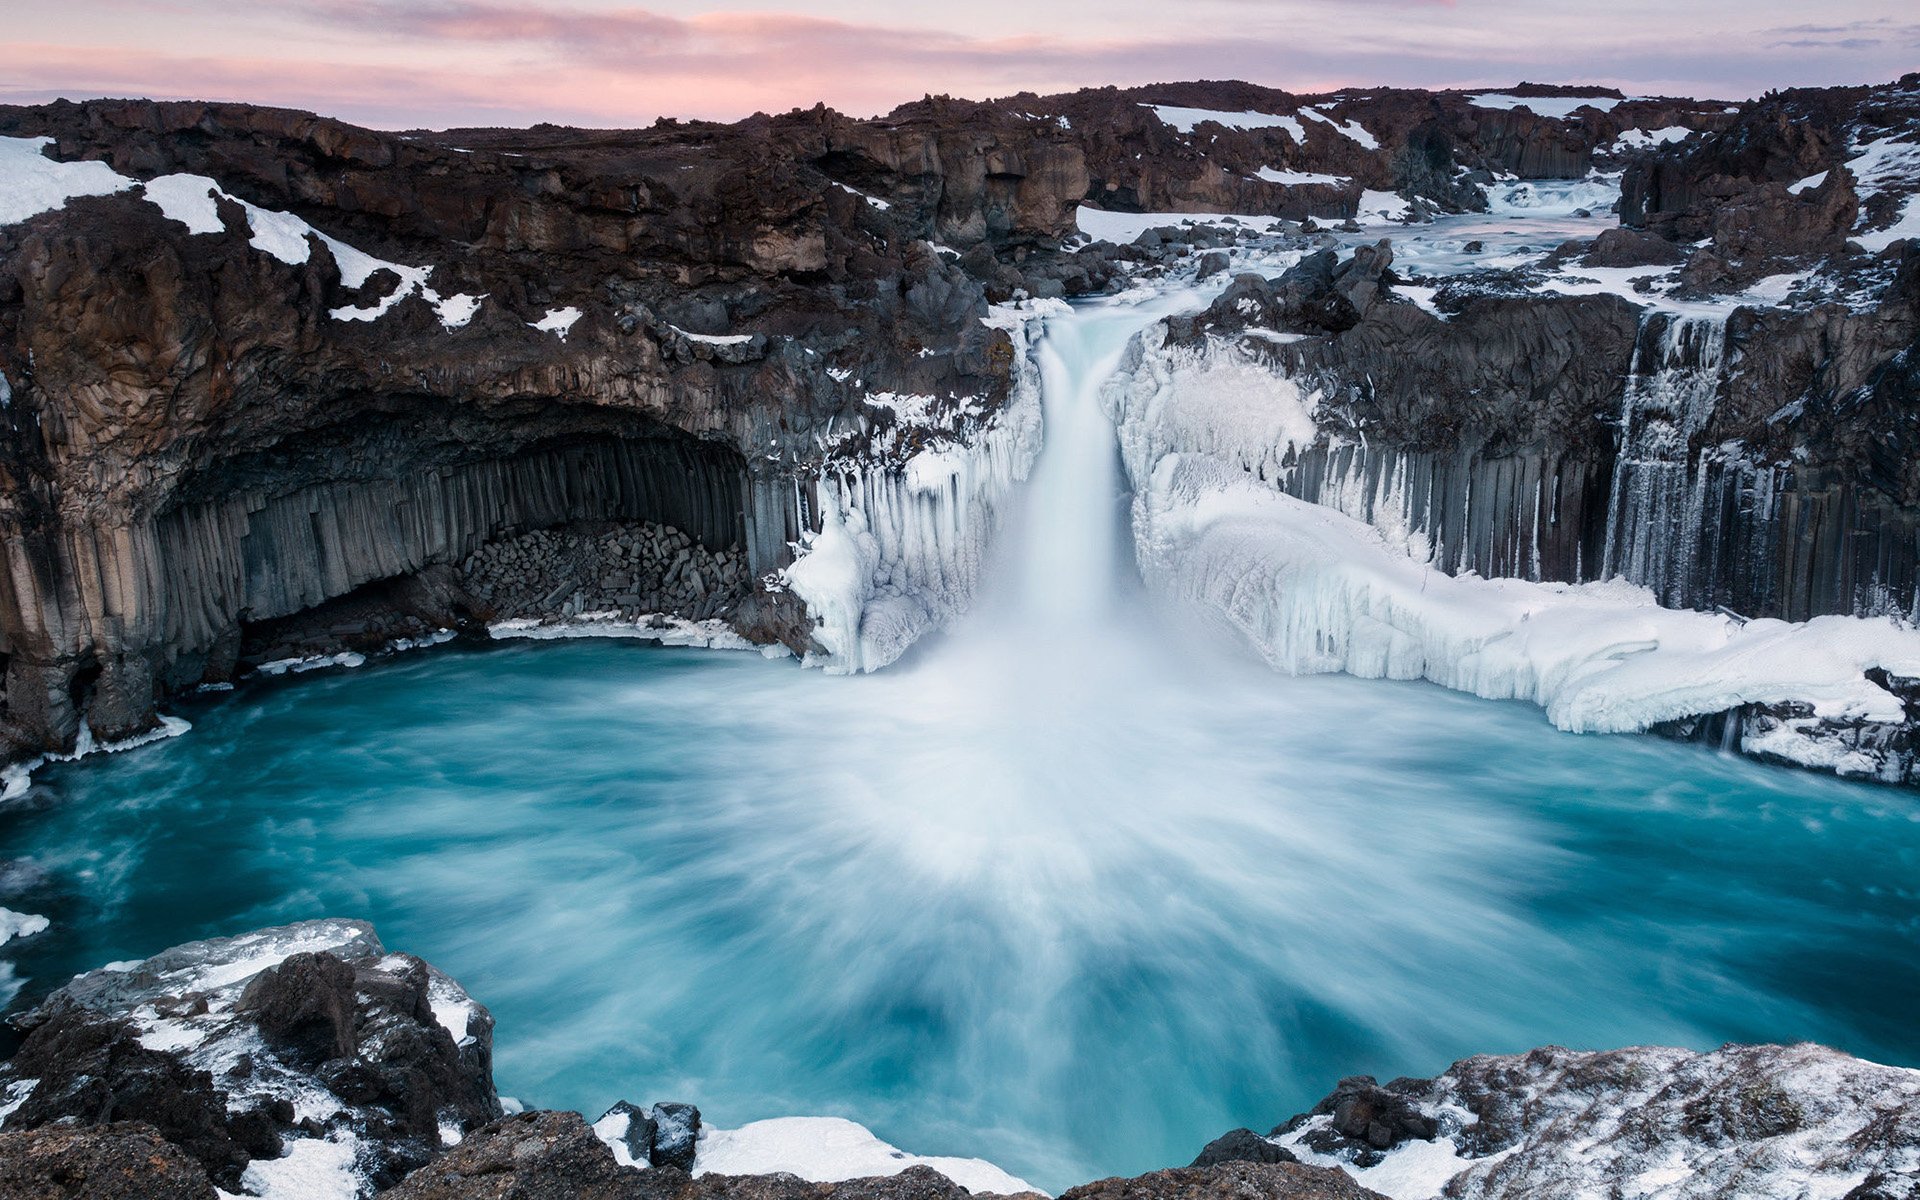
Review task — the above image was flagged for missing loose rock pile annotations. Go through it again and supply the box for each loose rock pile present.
[460,522,754,624]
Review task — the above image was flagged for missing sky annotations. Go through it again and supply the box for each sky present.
[2,1,1914,131]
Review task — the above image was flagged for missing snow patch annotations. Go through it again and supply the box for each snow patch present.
[530,306,583,339]
[1142,104,1306,142]
[1609,126,1693,152]
[1075,206,1292,244]
[833,182,892,210]
[694,1117,1038,1196]
[1255,167,1350,186]
[487,613,756,651]
[236,1134,363,1200]
[1354,190,1413,224]
[1300,107,1380,150]
[1467,92,1630,118]
[670,324,755,346]
[0,136,135,225]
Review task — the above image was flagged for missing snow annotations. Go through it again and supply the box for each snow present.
[1467,92,1630,118]
[234,1134,362,1200]
[1856,195,1920,253]
[424,970,477,1046]
[432,292,484,329]
[0,1078,35,1125]
[834,182,892,210]
[1300,106,1380,150]
[1845,135,1920,196]
[0,908,49,947]
[487,613,757,651]
[1844,135,1920,250]
[1288,1044,1920,1200]
[670,324,755,346]
[1395,283,1445,316]
[1278,1111,1508,1200]
[693,1117,1038,1195]
[1609,126,1692,151]
[253,651,368,676]
[1075,205,1292,244]
[1788,171,1829,195]
[529,306,582,339]
[140,173,229,233]
[593,1110,644,1168]
[1354,189,1413,223]
[1142,104,1306,142]
[0,136,134,225]
[1255,167,1350,186]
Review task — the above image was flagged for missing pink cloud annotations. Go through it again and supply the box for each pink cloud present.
[2,1,1907,130]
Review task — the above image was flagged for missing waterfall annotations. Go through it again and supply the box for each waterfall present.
[1600,313,1729,604]
[1008,300,1196,626]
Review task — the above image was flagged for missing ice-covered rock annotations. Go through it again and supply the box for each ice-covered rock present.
[1270,1043,1920,1199]
[782,302,1056,673]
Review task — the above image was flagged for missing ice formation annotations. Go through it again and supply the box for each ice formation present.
[1104,309,1920,773]
[780,302,1058,673]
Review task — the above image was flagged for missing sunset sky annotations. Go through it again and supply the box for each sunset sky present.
[4,1,1914,130]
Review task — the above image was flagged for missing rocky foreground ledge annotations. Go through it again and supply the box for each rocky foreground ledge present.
[0,920,1915,1200]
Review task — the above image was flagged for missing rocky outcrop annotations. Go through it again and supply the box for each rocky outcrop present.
[8,924,1920,1200]
[1624,74,1920,278]
[0,1122,219,1200]
[1059,1163,1384,1200]
[0,919,500,1194]
[1266,1044,1920,1199]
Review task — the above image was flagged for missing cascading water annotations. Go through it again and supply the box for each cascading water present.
[6,285,1920,1194]
[1601,313,1730,604]
[1008,294,1204,625]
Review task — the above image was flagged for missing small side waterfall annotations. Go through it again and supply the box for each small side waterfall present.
[1601,313,1732,605]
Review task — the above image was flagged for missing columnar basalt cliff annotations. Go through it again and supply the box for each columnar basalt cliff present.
[2,76,1919,783]
[0,97,1102,761]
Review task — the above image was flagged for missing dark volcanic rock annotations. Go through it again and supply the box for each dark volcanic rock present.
[379,1110,641,1200]
[598,1101,658,1168]
[1189,1129,1298,1168]
[647,1102,702,1170]
[1277,1077,1438,1164]
[0,1121,219,1200]
[1060,1161,1387,1200]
